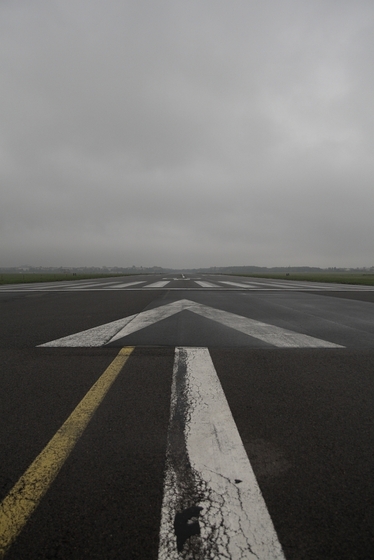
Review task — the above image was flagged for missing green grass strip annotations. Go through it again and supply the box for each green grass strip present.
[0,273,134,285]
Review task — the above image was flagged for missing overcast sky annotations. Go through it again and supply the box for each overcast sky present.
[1,1,373,268]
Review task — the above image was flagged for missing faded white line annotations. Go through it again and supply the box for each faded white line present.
[242,281,302,289]
[222,280,299,290]
[158,347,285,559]
[247,281,314,289]
[0,282,78,290]
[194,281,219,288]
[105,281,146,288]
[63,282,109,288]
[241,280,374,291]
[144,281,171,288]
[62,280,122,290]
[219,281,253,288]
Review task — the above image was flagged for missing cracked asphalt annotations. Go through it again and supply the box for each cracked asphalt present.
[1,276,374,558]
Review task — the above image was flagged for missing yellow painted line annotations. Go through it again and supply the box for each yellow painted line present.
[0,346,134,558]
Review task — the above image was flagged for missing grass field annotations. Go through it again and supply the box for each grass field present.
[0,273,131,285]
[235,272,374,286]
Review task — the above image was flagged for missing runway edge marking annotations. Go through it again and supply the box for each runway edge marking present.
[0,347,134,558]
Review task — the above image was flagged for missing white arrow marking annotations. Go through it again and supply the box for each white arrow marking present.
[158,347,285,559]
[108,299,343,348]
[39,299,344,348]
[108,300,186,342]
[38,315,138,347]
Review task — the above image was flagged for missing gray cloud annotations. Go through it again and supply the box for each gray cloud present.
[1,0,374,267]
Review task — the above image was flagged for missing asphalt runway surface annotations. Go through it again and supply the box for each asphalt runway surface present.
[0,274,373,559]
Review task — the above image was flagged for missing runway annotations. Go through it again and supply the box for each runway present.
[1,274,373,558]
[1,273,374,292]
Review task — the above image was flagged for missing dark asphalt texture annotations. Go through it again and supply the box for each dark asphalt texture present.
[1,275,374,558]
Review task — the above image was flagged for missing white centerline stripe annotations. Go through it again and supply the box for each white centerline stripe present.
[158,347,285,559]
[144,281,170,288]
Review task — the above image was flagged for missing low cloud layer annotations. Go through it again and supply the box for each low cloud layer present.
[1,0,373,268]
